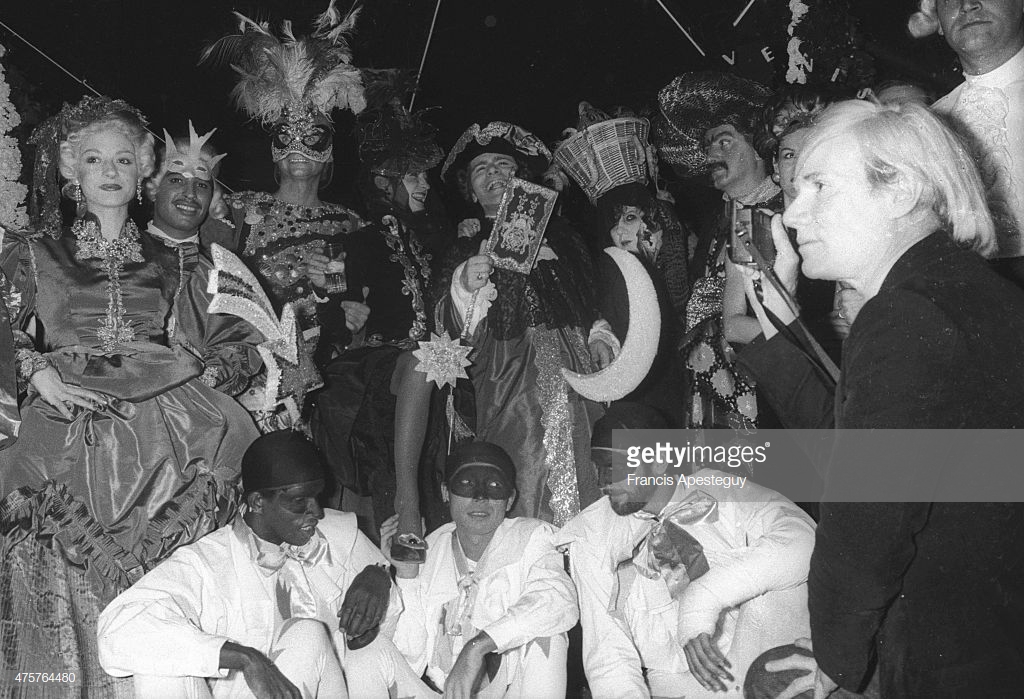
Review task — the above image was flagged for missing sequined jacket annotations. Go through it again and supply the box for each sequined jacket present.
[344,209,437,349]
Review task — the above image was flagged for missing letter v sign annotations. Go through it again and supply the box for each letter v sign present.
[722,50,736,66]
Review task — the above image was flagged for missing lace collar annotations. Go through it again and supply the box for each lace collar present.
[72,215,144,264]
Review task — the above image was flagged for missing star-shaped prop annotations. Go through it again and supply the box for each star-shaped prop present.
[412,331,472,389]
[207,244,322,421]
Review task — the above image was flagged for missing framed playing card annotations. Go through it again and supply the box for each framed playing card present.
[485,177,559,274]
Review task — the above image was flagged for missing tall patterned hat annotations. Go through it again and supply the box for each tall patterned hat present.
[651,71,772,177]
[356,101,443,177]
[554,101,651,203]
[201,1,366,163]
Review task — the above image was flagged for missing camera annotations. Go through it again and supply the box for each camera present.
[728,205,777,269]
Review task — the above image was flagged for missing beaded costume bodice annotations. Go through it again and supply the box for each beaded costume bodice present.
[225,191,363,327]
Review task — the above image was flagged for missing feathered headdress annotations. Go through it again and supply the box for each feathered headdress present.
[356,91,443,178]
[200,0,367,126]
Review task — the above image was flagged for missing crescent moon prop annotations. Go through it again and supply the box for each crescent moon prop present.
[562,246,661,402]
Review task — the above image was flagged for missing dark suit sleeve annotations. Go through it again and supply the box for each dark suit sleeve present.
[738,322,836,429]
[806,290,964,691]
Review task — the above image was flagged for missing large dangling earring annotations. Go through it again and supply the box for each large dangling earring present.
[74,182,83,202]
[136,180,143,205]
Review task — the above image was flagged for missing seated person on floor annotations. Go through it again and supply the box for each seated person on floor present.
[98,431,426,699]
[381,441,579,698]
[556,404,815,698]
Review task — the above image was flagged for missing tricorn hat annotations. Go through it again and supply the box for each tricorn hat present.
[441,121,551,181]
[651,71,771,177]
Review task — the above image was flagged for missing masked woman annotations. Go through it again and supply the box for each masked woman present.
[203,8,369,429]
[0,96,259,694]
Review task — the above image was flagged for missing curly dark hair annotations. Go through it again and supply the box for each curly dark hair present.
[754,86,837,163]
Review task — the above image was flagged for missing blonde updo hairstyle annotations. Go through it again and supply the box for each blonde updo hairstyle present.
[796,99,995,257]
[57,111,156,196]
[907,0,940,39]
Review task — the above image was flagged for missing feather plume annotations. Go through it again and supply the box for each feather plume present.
[203,6,366,123]
[325,6,361,44]
[280,19,297,45]
[314,0,343,34]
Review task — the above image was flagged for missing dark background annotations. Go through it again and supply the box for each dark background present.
[1,0,961,206]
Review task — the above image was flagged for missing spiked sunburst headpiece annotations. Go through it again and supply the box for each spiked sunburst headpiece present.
[158,121,226,182]
[201,1,367,162]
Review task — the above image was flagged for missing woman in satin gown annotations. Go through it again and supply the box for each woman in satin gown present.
[0,97,259,697]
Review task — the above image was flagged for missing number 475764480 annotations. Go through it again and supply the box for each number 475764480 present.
[14,672,77,683]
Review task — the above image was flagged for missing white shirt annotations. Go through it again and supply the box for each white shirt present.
[394,517,578,691]
[556,470,815,698]
[98,510,399,698]
[147,221,200,246]
[933,46,1024,257]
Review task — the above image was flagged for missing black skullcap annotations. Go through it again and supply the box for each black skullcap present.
[445,441,517,487]
[592,402,668,450]
[241,430,326,494]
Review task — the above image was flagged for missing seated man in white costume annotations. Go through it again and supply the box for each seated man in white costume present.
[382,441,579,698]
[557,404,815,698]
[98,431,426,698]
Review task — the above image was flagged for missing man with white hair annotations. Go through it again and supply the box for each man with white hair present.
[910,0,1024,282]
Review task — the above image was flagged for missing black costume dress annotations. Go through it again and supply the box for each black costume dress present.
[309,209,441,526]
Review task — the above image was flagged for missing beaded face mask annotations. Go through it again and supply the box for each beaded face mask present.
[160,121,225,181]
[271,107,334,163]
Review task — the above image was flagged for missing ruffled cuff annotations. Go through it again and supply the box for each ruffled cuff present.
[449,262,496,336]
[15,346,51,393]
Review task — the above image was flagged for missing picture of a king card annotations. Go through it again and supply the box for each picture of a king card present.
[485,178,559,274]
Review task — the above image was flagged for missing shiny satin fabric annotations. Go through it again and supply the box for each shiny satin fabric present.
[0,230,258,599]
[458,323,600,524]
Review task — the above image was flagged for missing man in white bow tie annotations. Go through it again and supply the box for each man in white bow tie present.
[556,404,815,698]
[910,0,1024,282]
[98,431,427,698]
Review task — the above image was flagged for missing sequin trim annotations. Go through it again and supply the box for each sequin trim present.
[72,217,143,352]
[380,214,431,342]
[534,327,580,527]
